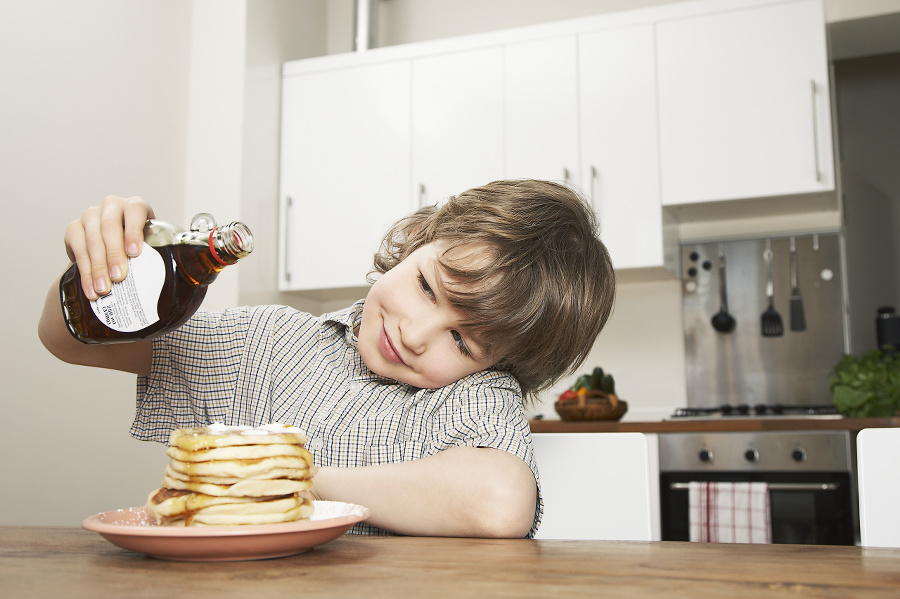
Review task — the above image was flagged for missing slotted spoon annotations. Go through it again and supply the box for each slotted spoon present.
[761,239,784,337]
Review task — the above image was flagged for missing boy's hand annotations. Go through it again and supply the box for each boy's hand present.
[64,195,154,300]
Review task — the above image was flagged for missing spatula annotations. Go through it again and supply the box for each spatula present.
[761,239,784,337]
[789,236,806,331]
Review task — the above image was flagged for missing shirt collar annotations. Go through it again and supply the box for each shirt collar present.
[322,299,365,348]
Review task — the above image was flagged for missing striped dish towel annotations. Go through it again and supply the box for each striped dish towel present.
[689,482,772,544]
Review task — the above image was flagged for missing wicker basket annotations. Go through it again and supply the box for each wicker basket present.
[554,390,628,421]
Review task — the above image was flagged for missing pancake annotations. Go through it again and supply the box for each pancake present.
[146,487,314,526]
[147,487,268,517]
[146,422,316,526]
[163,464,311,485]
[166,443,312,463]
[169,423,308,451]
[167,455,311,478]
[161,472,314,497]
[189,505,310,526]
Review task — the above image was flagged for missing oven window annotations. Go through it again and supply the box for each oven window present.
[659,472,855,545]
[771,491,818,544]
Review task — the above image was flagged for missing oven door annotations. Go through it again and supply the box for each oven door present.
[659,471,857,545]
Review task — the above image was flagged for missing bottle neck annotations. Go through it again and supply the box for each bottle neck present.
[207,222,254,265]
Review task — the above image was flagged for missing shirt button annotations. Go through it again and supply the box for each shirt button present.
[308,438,324,451]
[349,382,362,393]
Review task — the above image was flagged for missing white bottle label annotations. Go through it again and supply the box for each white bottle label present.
[90,242,164,332]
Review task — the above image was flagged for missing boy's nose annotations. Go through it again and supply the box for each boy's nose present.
[400,315,440,355]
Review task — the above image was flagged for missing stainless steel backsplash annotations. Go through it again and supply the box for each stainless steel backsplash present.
[681,234,845,408]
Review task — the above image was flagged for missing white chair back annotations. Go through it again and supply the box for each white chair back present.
[857,427,900,548]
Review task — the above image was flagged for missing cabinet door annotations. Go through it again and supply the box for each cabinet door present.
[412,47,505,206]
[505,35,580,184]
[657,0,833,206]
[533,433,657,540]
[279,61,412,291]
[580,24,665,270]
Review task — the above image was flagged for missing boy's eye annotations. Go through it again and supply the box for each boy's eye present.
[452,330,471,358]
[418,273,435,299]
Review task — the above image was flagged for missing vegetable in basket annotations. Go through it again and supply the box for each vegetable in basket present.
[560,367,616,401]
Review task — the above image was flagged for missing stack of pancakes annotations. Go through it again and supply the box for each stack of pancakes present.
[146,423,317,526]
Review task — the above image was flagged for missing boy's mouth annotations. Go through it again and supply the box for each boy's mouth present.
[379,325,407,366]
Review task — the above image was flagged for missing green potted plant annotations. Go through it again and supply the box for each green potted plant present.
[829,349,900,417]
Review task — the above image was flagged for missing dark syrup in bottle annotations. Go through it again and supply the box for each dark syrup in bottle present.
[59,214,253,344]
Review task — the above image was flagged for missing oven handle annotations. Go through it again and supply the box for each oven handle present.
[669,482,838,492]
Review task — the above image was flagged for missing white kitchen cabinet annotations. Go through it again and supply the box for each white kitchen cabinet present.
[579,24,674,272]
[504,27,675,274]
[532,432,660,540]
[857,428,900,548]
[279,60,412,290]
[657,0,834,206]
[504,35,580,184]
[279,0,833,290]
[411,46,505,206]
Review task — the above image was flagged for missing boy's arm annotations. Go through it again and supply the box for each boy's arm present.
[311,446,537,538]
[38,278,152,375]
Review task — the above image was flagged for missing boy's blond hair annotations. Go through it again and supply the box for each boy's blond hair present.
[371,179,616,400]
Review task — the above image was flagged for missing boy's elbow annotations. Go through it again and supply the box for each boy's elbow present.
[39,318,83,366]
[470,468,536,538]
[39,289,77,364]
[476,504,534,539]
[38,319,68,362]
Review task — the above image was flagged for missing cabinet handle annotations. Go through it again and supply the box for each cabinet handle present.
[563,168,571,185]
[418,183,426,208]
[811,79,821,182]
[283,196,292,284]
[590,165,599,209]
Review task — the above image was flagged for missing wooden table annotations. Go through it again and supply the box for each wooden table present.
[4,527,900,598]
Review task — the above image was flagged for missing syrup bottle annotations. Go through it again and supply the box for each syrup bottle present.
[60,213,253,344]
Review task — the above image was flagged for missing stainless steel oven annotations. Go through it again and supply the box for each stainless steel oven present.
[659,430,858,545]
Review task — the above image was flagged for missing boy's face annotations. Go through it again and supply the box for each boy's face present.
[357,242,495,389]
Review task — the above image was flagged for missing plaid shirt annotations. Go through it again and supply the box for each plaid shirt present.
[133,300,542,536]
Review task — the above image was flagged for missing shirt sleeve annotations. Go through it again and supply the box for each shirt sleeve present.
[131,305,311,443]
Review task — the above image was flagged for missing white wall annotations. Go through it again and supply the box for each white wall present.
[0,0,191,524]
[825,0,900,21]
[0,0,326,526]
[3,0,899,526]
[333,0,900,50]
[181,0,247,312]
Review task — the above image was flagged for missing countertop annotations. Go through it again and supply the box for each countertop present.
[4,526,900,598]
[530,416,900,434]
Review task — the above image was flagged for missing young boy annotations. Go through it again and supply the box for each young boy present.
[39,179,616,538]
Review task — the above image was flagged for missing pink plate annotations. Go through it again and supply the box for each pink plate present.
[81,501,370,562]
